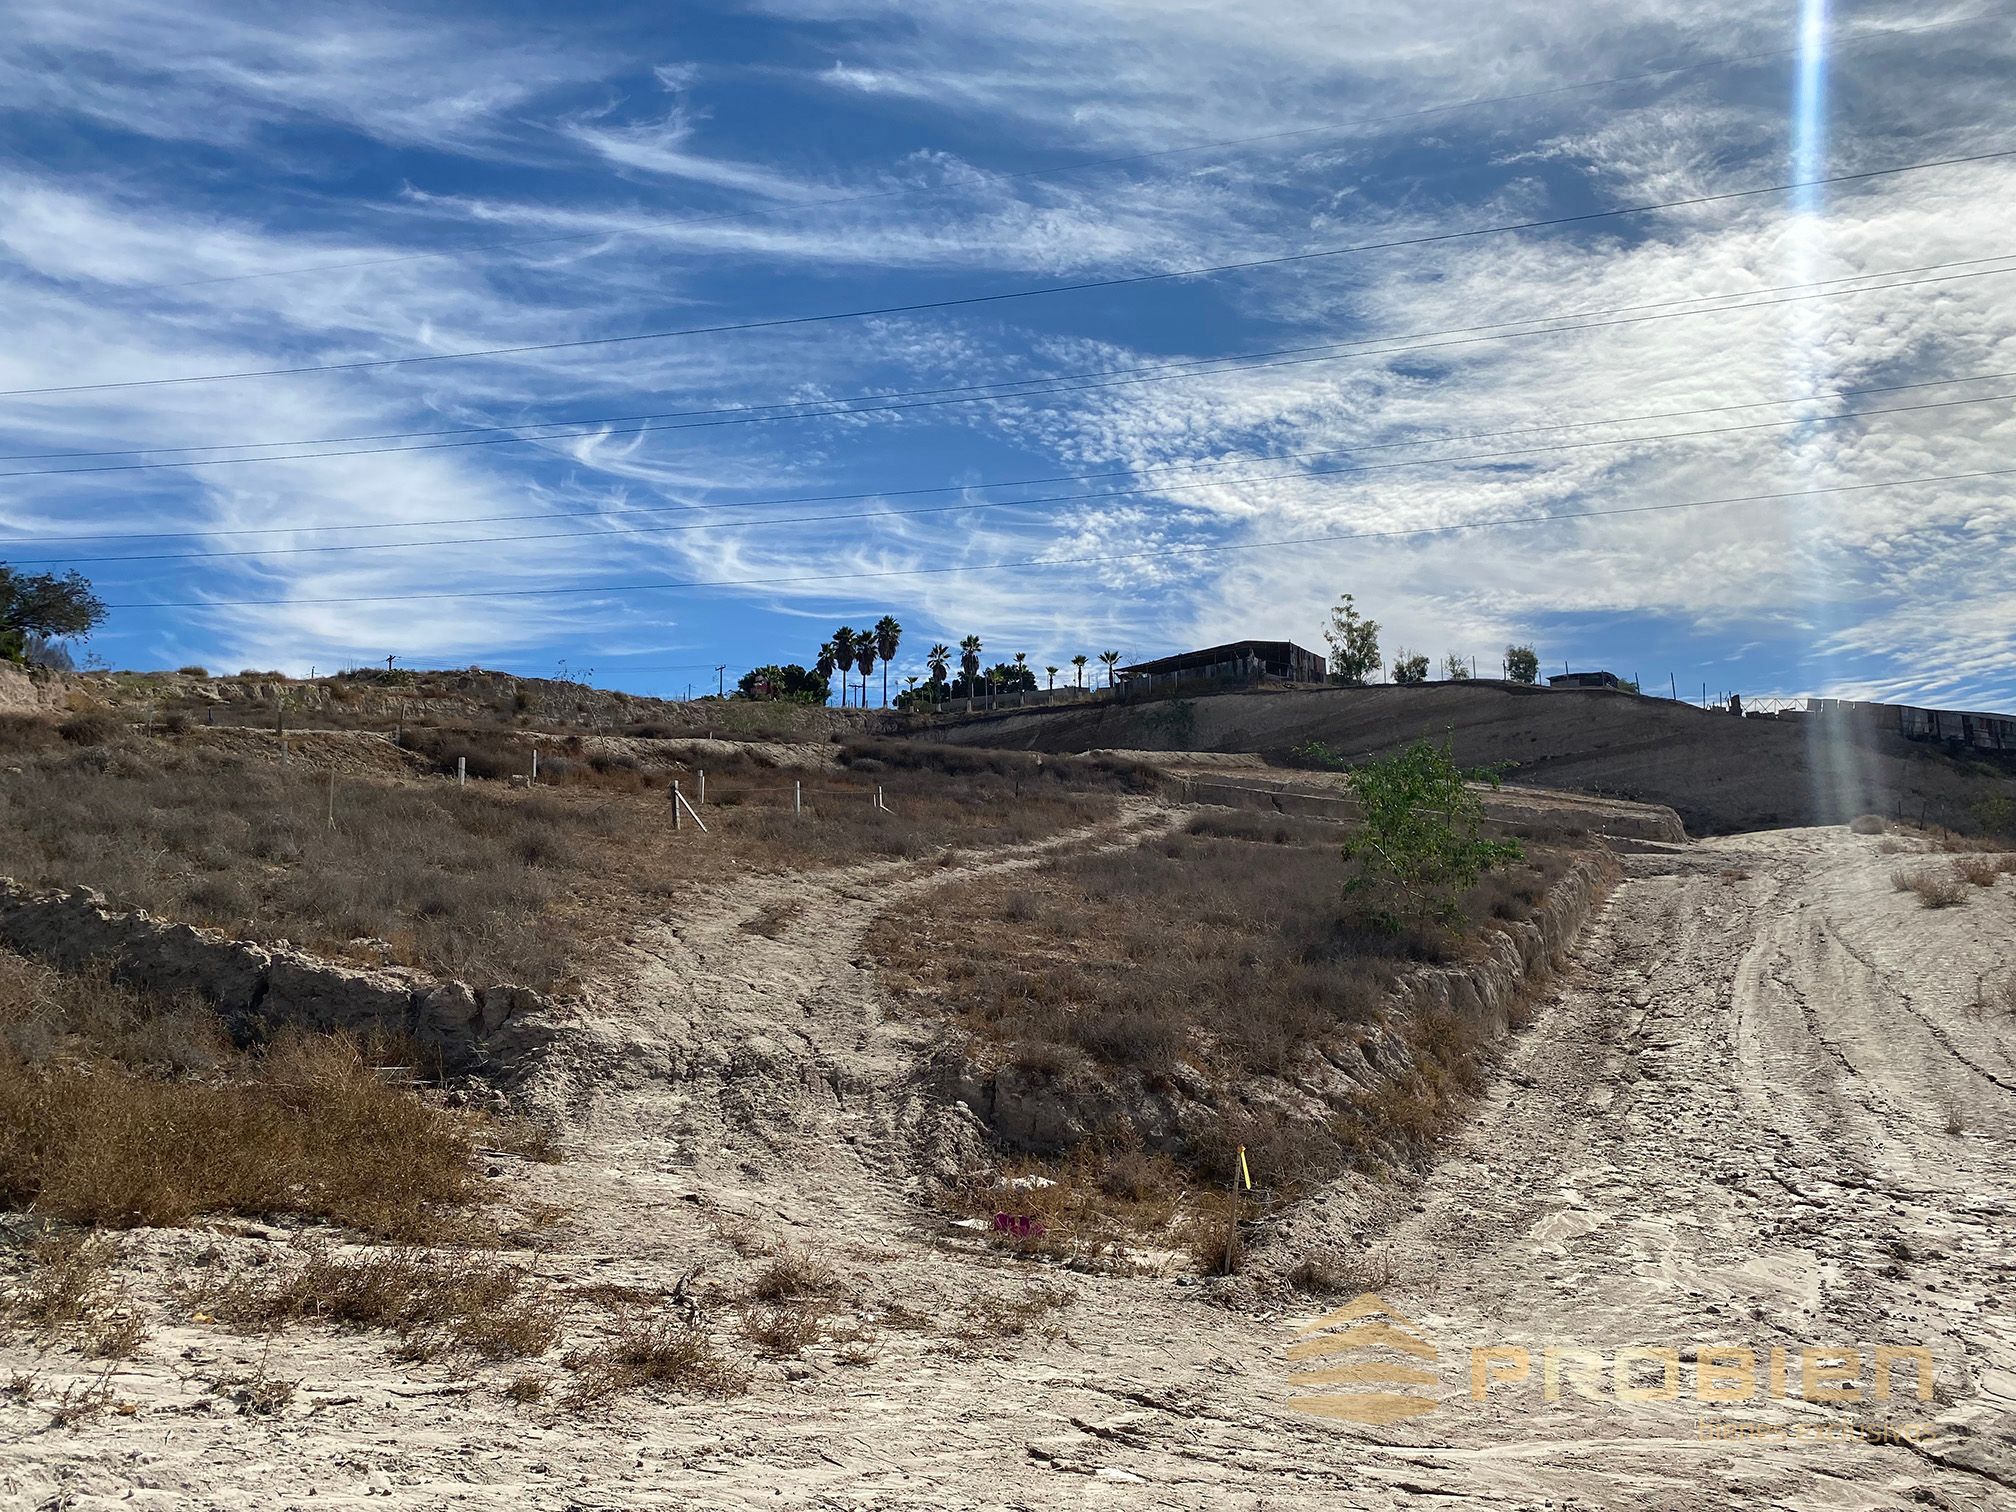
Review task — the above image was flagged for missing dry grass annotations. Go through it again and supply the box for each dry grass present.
[0,954,499,1241]
[1973,970,2016,1019]
[206,1245,559,1363]
[0,718,1136,993]
[1849,814,1888,835]
[563,1314,750,1408]
[739,1302,827,1357]
[1285,1248,1400,1296]
[1953,853,2016,888]
[746,1249,843,1303]
[1,1231,147,1358]
[947,1282,1075,1350]
[1891,867,1968,909]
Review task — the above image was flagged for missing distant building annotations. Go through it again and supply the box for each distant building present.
[1119,640,1326,691]
[1548,670,1622,690]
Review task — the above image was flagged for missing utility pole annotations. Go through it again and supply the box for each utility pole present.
[715,664,726,698]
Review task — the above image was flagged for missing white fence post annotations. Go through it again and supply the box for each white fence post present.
[457,756,466,787]
[698,768,705,806]
[531,749,539,784]
[794,779,801,814]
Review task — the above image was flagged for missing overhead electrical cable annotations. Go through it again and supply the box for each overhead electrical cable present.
[21,388,2014,568]
[5,255,2011,481]
[10,147,2013,400]
[103,465,2016,611]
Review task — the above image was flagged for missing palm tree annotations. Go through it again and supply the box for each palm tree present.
[1045,665,1060,691]
[958,634,982,713]
[831,626,858,709]
[1098,650,1121,688]
[1012,652,1029,706]
[926,642,951,706]
[853,640,876,709]
[1071,653,1089,691]
[873,616,902,709]
[815,641,838,706]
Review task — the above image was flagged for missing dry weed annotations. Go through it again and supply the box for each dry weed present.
[563,1314,750,1408]
[1891,867,1967,909]
[211,1245,558,1363]
[1286,1248,1399,1296]
[1848,814,1888,835]
[0,1028,489,1241]
[2,1232,145,1357]
[1953,854,2015,888]
[739,1302,826,1357]
[746,1250,842,1303]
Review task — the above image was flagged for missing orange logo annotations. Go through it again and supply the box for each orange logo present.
[1287,1294,1440,1425]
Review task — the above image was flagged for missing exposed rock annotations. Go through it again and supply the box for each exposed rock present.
[0,877,559,1077]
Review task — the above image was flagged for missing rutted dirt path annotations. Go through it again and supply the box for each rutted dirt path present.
[5,821,2013,1510]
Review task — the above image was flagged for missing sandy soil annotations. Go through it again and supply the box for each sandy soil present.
[4,821,2011,1510]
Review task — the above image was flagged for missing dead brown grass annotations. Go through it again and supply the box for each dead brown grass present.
[0,718,1133,992]
[1892,866,1968,909]
[0,954,496,1241]
[1,1231,145,1358]
[563,1313,750,1408]
[1285,1247,1400,1296]
[1953,854,2016,888]
[207,1245,559,1363]
[882,808,1587,1262]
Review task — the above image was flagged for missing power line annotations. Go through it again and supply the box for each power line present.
[7,254,2010,480]
[7,362,2008,547]
[12,147,2013,400]
[110,37,1877,297]
[103,465,2016,611]
[23,388,2013,568]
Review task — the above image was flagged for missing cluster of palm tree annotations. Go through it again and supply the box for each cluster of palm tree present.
[815,616,903,708]
[813,620,1128,713]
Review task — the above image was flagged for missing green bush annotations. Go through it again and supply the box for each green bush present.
[1340,740,1523,929]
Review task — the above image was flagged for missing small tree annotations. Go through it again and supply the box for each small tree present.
[1071,653,1089,689]
[0,567,106,663]
[1323,594,1380,686]
[1443,654,1470,681]
[1097,650,1121,687]
[1391,651,1429,685]
[1504,645,1539,684]
[1341,740,1523,930]
[736,664,831,703]
[1045,664,1059,690]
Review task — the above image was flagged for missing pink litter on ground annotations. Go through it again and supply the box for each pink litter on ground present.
[992,1213,1045,1238]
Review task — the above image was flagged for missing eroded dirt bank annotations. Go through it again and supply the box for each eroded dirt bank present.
[4,823,2011,1509]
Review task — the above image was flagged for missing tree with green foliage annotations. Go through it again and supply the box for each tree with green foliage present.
[1070,653,1089,689]
[815,641,839,703]
[873,616,902,707]
[830,626,858,708]
[959,634,983,712]
[1443,653,1471,681]
[1324,594,1380,685]
[0,567,106,664]
[925,642,951,705]
[1339,740,1524,930]
[1044,664,1060,691]
[1098,650,1121,687]
[736,664,831,703]
[852,639,877,706]
[1504,644,1539,684]
[1391,651,1429,685]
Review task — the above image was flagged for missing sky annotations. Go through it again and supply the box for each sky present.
[1,0,2012,709]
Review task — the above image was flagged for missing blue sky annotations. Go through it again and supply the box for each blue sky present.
[2,0,2012,708]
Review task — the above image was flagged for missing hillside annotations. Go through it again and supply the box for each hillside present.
[916,681,2016,835]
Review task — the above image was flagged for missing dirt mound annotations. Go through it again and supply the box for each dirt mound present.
[924,683,2016,835]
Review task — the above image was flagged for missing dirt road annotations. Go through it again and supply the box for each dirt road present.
[5,823,2011,1509]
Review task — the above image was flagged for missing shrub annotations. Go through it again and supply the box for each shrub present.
[1340,741,1523,929]
[177,666,210,678]
[564,1315,749,1407]
[1849,814,1887,835]
[1891,867,1966,909]
[213,1246,558,1361]
[57,712,121,745]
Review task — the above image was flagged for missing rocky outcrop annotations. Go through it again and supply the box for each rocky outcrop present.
[939,850,1615,1161]
[0,879,556,1076]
